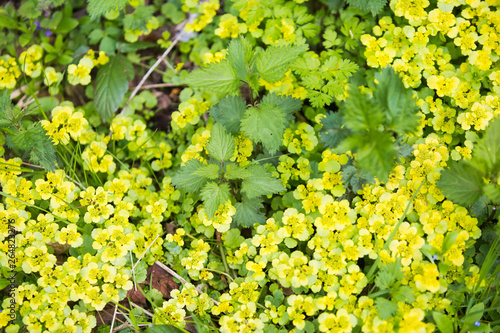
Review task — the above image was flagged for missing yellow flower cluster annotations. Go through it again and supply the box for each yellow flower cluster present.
[361,0,500,143]
[19,44,43,78]
[181,127,211,164]
[231,133,253,166]
[41,103,89,145]
[185,0,220,32]
[0,56,21,89]
[68,50,108,86]
[215,14,248,39]
[259,70,308,100]
[171,97,210,129]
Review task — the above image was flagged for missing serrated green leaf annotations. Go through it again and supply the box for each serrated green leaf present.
[227,36,253,81]
[308,89,334,108]
[208,96,247,134]
[341,165,374,193]
[207,123,235,162]
[319,112,349,149]
[469,117,500,175]
[341,131,395,182]
[374,298,398,320]
[256,44,308,82]
[192,163,220,180]
[343,85,384,131]
[200,182,231,218]
[233,197,266,227]
[94,55,133,122]
[225,163,252,180]
[373,67,419,135]
[346,0,388,15]
[185,60,240,96]
[241,164,285,198]
[241,103,286,155]
[172,159,209,192]
[432,312,454,333]
[0,89,14,124]
[87,0,128,20]
[436,161,483,206]
[11,123,57,171]
[375,260,402,290]
[483,183,500,204]
[392,286,415,304]
[261,93,302,124]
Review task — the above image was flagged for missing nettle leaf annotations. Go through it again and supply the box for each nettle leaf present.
[123,6,155,32]
[341,131,395,182]
[0,89,14,127]
[261,93,302,124]
[192,164,220,180]
[209,95,247,134]
[207,123,235,162]
[469,117,500,175]
[346,0,388,15]
[11,123,57,171]
[436,161,484,206]
[233,197,266,227]
[87,0,128,20]
[227,36,253,81]
[95,54,133,123]
[225,163,252,180]
[200,182,231,218]
[185,60,240,96]
[256,44,308,82]
[241,164,285,198]
[393,286,415,304]
[319,112,349,149]
[373,67,419,135]
[343,85,384,132]
[172,159,209,192]
[241,103,286,155]
[375,298,398,320]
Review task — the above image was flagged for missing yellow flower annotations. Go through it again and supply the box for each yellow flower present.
[215,14,247,38]
[67,57,94,85]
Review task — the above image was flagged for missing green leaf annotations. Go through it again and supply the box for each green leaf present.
[373,67,419,135]
[261,93,302,124]
[346,0,388,15]
[54,17,79,34]
[483,183,500,205]
[256,44,308,82]
[192,163,220,180]
[200,182,231,218]
[123,6,154,32]
[374,260,402,290]
[392,286,415,304]
[374,298,398,320]
[0,278,9,290]
[144,326,184,333]
[19,33,32,47]
[241,103,286,155]
[463,303,484,324]
[469,117,500,175]
[224,229,245,249]
[343,85,385,131]
[0,89,14,125]
[341,165,374,193]
[433,311,454,333]
[207,123,235,162]
[233,197,266,227]
[94,54,133,122]
[11,123,57,171]
[87,0,128,21]
[225,163,252,180]
[241,164,285,198]
[227,36,253,81]
[172,159,209,192]
[341,131,395,182]
[185,60,240,96]
[436,161,484,206]
[209,96,247,134]
[319,112,349,149]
